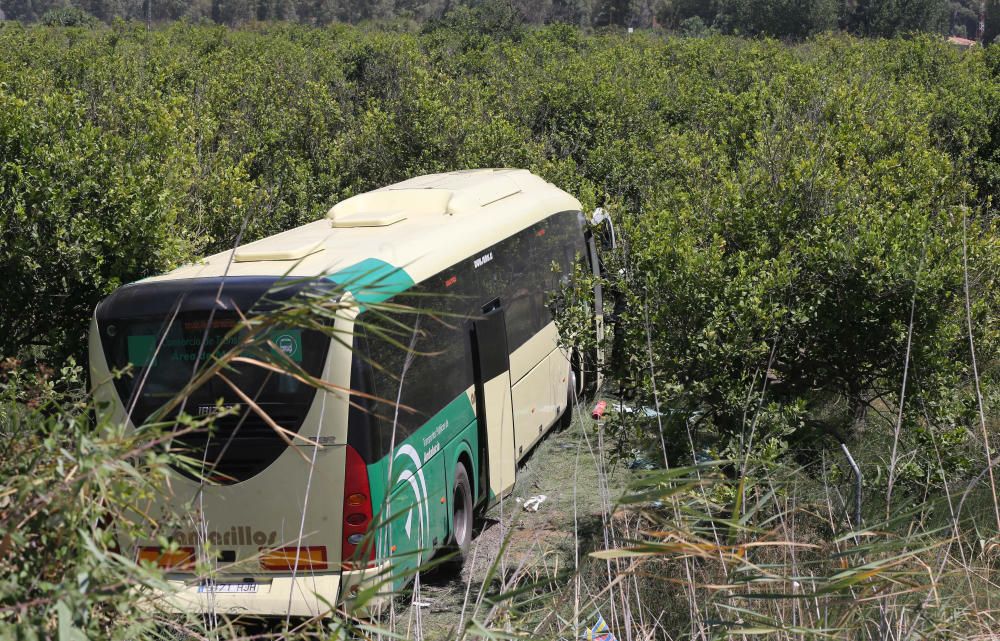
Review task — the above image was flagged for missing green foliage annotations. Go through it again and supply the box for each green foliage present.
[1,19,998,512]
[543,33,1000,502]
[1,20,999,639]
[846,0,950,36]
[0,0,982,40]
[601,459,999,640]
[715,0,840,37]
[40,6,98,26]
[0,362,175,638]
[0,51,196,360]
[425,0,526,42]
[678,15,712,37]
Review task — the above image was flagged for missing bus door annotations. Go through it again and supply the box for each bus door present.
[470,298,517,503]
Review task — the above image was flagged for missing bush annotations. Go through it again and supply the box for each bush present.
[40,6,98,26]
[0,362,175,637]
[0,75,195,361]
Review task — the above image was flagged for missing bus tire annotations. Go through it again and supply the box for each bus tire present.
[450,463,474,562]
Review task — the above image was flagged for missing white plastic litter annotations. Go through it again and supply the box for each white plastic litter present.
[522,495,547,512]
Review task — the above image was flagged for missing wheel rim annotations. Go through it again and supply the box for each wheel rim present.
[454,476,469,546]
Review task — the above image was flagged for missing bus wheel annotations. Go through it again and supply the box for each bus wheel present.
[451,463,474,561]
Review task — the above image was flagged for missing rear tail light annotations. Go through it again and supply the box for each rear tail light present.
[259,546,328,571]
[137,546,196,571]
[342,444,375,569]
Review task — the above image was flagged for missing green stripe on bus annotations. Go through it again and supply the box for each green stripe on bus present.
[367,392,477,511]
[330,258,414,305]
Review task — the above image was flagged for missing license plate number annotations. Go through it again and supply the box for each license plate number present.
[198,582,258,594]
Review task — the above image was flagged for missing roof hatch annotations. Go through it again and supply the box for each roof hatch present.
[328,189,451,225]
[330,210,407,228]
[234,238,325,262]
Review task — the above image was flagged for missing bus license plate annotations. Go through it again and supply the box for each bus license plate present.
[198,582,258,594]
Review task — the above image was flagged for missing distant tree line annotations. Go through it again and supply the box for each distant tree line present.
[3,0,1000,41]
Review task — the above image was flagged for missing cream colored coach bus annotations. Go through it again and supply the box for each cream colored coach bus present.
[88,169,604,618]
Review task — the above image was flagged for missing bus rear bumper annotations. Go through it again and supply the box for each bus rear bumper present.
[339,561,395,616]
[163,574,341,618]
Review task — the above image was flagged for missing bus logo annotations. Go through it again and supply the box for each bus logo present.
[271,330,302,362]
[473,252,493,269]
[277,334,296,355]
[171,527,277,546]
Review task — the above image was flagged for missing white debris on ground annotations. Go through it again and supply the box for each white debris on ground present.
[522,495,547,512]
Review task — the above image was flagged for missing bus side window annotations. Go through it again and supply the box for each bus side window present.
[498,226,545,352]
[532,218,561,323]
[364,268,477,454]
[363,307,417,448]
[422,268,476,410]
[400,270,476,420]
[346,331,384,462]
[543,210,588,316]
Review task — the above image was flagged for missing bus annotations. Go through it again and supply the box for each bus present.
[88,169,605,618]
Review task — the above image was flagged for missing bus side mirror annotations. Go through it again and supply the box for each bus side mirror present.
[590,208,617,250]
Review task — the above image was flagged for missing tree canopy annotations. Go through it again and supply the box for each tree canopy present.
[0,0,993,40]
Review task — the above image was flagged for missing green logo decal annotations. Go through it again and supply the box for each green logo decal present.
[271,329,302,362]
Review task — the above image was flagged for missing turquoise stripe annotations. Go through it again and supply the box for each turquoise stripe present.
[329,258,414,306]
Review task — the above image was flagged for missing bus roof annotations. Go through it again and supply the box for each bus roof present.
[141,169,582,295]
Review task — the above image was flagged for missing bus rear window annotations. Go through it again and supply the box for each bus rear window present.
[96,277,333,484]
